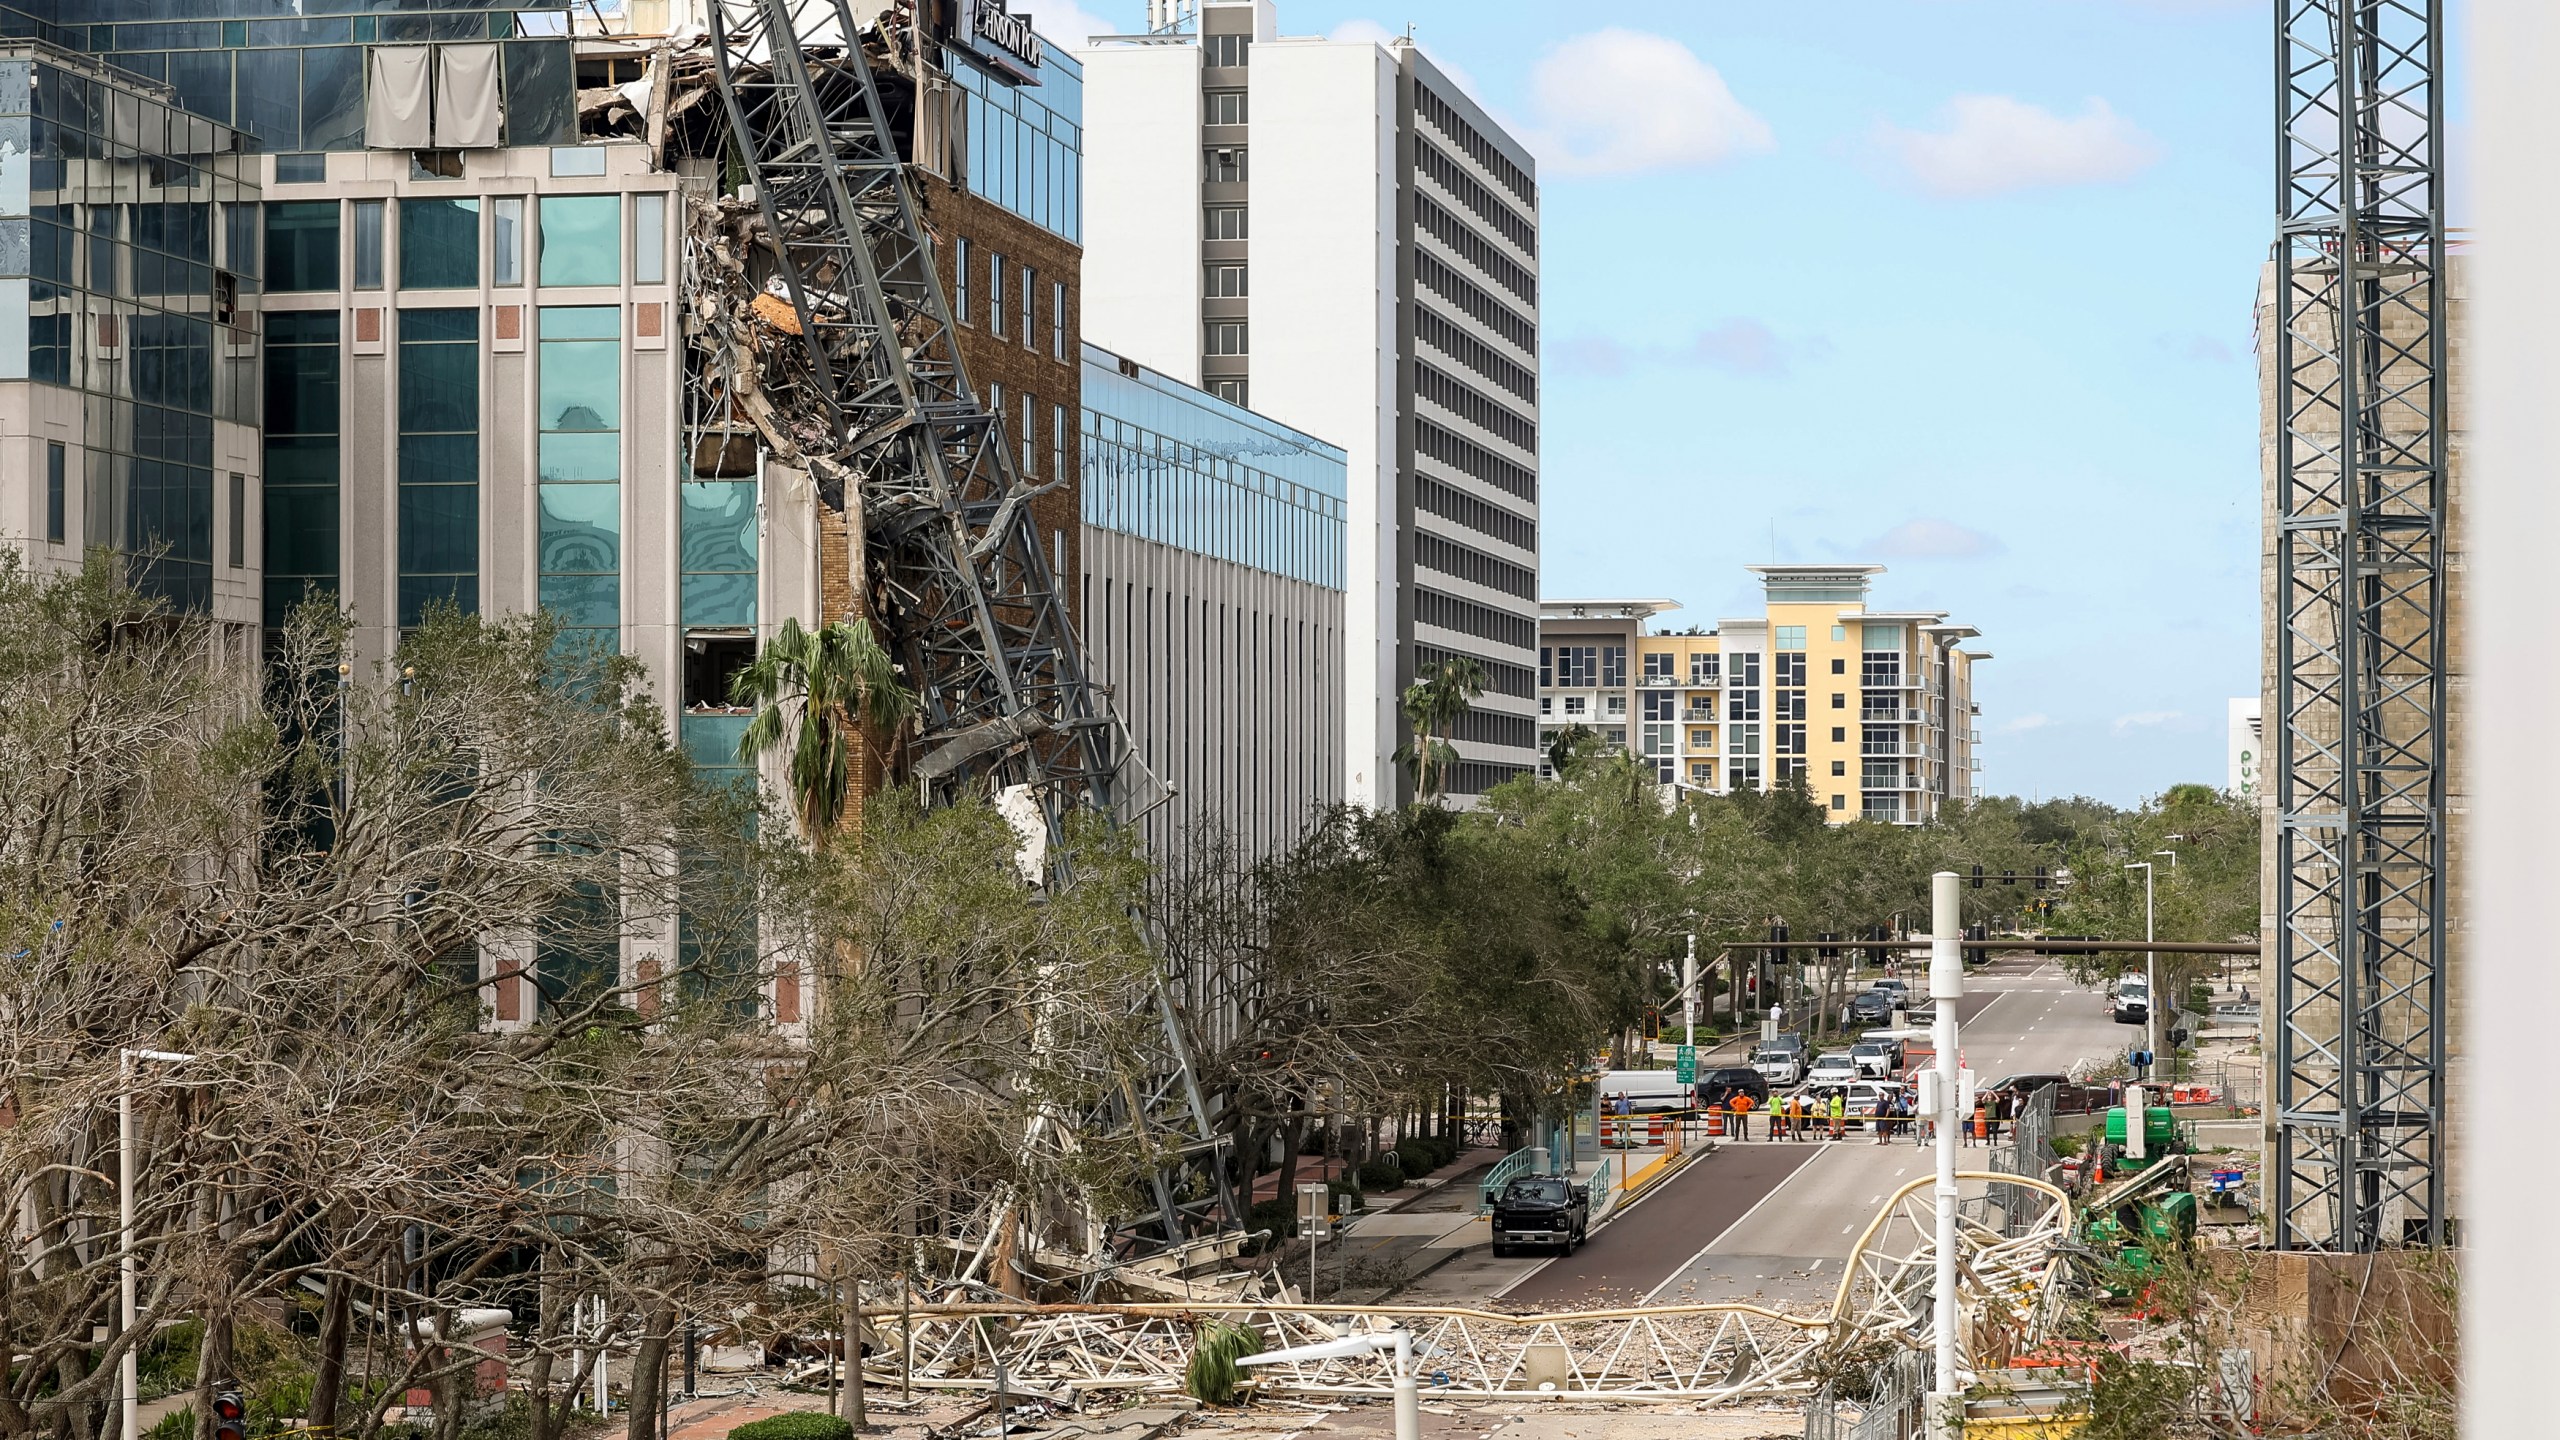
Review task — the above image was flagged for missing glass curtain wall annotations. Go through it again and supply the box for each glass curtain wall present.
[262,310,340,627]
[4,55,260,612]
[536,305,620,652]
[396,307,478,625]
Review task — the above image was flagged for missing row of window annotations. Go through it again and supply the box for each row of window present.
[264,309,339,628]
[1206,319,1248,356]
[952,237,1072,362]
[1414,136,1536,256]
[1415,82,1537,209]
[1444,707,1537,748]
[1413,586,1536,650]
[1082,409,1346,588]
[1419,642,1533,699]
[1416,418,1535,503]
[264,193,660,295]
[1413,530,1536,600]
[1415,250,1537,356]
[1415,362,1536,453]
[1415,476,1535,552]
[1205,88,1248,126]
[1207,262,1247,297]
[1206,145,1248,183]
[1204,33,1253,67]
[1413,305,1536,406]
[1206,204,1248,240]
[1543,643,1626,689]
[1445,760,1533,796]
[1415,192,1537,308]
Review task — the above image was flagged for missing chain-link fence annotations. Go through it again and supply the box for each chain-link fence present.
[1802,1350,1931,1440]
[1972,1087,2058,1238]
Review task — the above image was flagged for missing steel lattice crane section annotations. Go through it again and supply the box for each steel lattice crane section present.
[700,0,1234,1258]
[2271,0,2447,1251]
[706,0,1107,808]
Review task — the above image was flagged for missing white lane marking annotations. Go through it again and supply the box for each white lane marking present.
[1638,1146,1830,1303]
[1841,1223,1854,1234]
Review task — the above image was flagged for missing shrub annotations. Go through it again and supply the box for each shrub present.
[1185,1320,1265,1406]
[1355,1155,1405,1192]
[1394,1137,1440,1177]
[729,1414,855,1440]
[1326,1178,1366,1211]
[146,1409,195,1440]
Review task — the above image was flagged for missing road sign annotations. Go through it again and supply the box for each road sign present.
[1675,1045,1697,1083]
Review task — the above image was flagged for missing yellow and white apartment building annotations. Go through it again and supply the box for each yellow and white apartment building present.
[1538,566,1986,823]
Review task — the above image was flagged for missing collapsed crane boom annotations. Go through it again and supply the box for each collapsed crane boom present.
[697,0,1233,1266]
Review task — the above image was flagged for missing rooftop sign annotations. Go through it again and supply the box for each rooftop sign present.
[951,0,1042,84]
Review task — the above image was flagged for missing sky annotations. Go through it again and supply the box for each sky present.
[1022,0,2277,807]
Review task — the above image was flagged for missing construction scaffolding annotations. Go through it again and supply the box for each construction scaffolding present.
[677,0,1231,1271]
[2270,0,2448,1250]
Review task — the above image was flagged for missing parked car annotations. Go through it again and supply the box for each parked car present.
[1842,989,1898,1028]
[1807,1051,1860,1087]
[1850,1040,1898,1078]
[1490,1175,1588,1257]
[1792,1078,1913,1128]
[1981,1072,2109,1116]
[1871,978,1911,1005]
[1751,1044,1805,1087]
[1858,1029,1907,1069]
[1696,1066,1771,1109]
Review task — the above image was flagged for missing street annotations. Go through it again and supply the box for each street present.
[1394,958,2128,1314]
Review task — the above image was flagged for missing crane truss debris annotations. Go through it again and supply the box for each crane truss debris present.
[2271,0,2448,1251]
[851,1174,2072,1403]
[692,0,1230,1261]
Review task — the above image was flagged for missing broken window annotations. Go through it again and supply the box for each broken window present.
[682,635,757,711]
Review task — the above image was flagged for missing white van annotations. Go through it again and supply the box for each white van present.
[1595,1069,1693,1114]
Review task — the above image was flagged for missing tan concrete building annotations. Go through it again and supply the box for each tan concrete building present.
[1538,565,1986,823]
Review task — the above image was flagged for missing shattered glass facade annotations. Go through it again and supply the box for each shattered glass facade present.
[0,46,259,611]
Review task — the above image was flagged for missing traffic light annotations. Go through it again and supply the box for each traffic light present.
[1643,1005,1661,1041]
[1770,921,1790,965]
[2034,865,2049,890]
[2000,870,2016,886]
[1818,931,1839,963]
[211,1392,246,1440]
[1971,864,1984,889]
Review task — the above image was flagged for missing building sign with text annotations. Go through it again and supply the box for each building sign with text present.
[950,0,1042,84]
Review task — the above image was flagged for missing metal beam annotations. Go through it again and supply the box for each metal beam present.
[2272,0,2448,1251]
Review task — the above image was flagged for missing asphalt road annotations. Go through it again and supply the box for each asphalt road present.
[1499,1140,1823,1308]
[1646,959,2129,1311]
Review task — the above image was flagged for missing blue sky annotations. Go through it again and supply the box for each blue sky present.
[1030,0,2273,806]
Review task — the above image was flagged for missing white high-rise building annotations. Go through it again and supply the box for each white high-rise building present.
[1081,0,1541,808]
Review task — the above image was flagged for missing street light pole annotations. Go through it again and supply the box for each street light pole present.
[1927,870,1962,1440]
[2126,862,2157,1068]
[1682,932,1697,1049]
[120,1047,196,1440]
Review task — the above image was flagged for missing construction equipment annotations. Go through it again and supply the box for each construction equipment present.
[693,0,1229,1267]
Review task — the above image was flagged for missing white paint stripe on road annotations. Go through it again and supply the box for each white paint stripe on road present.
[1639,1145,1831,1303]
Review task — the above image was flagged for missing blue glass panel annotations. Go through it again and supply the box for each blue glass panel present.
[537,194,618,285]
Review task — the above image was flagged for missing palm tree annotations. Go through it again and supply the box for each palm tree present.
[731,617,915,843]
[1395,657,1488,801]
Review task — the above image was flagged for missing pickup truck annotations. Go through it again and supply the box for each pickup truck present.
[1489,1175,1588,1257]
[1981,1072,2110,1115]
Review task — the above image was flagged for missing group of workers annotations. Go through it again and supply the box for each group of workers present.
[1706,1087,2021,1145]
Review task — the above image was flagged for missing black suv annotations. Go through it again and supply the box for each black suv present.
[1842,989,1897,1028]
[1490,1175,1588,1257]
[1696,1067,1770,1109]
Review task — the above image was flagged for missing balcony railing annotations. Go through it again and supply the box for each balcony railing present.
[1683,709,1716,722]
[1639,674,1678,688]
[1861,742,1903,756]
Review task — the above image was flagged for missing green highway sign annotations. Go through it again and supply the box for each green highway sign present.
[1675,1045,1697,1083]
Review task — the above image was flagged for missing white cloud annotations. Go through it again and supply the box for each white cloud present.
[1876,95,2160,198]
[1014,0,1122,48]
[1522,29,1773,177]
[1553,318,1821,379]
[1858,518,2005,560]
[2000,713,2055,735]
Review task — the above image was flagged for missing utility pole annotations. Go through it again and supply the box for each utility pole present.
[1926,872,1963,1440]
[2127,862,2157,1069]
[120,1048,196,1440]
[1682,932,1697,1048]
